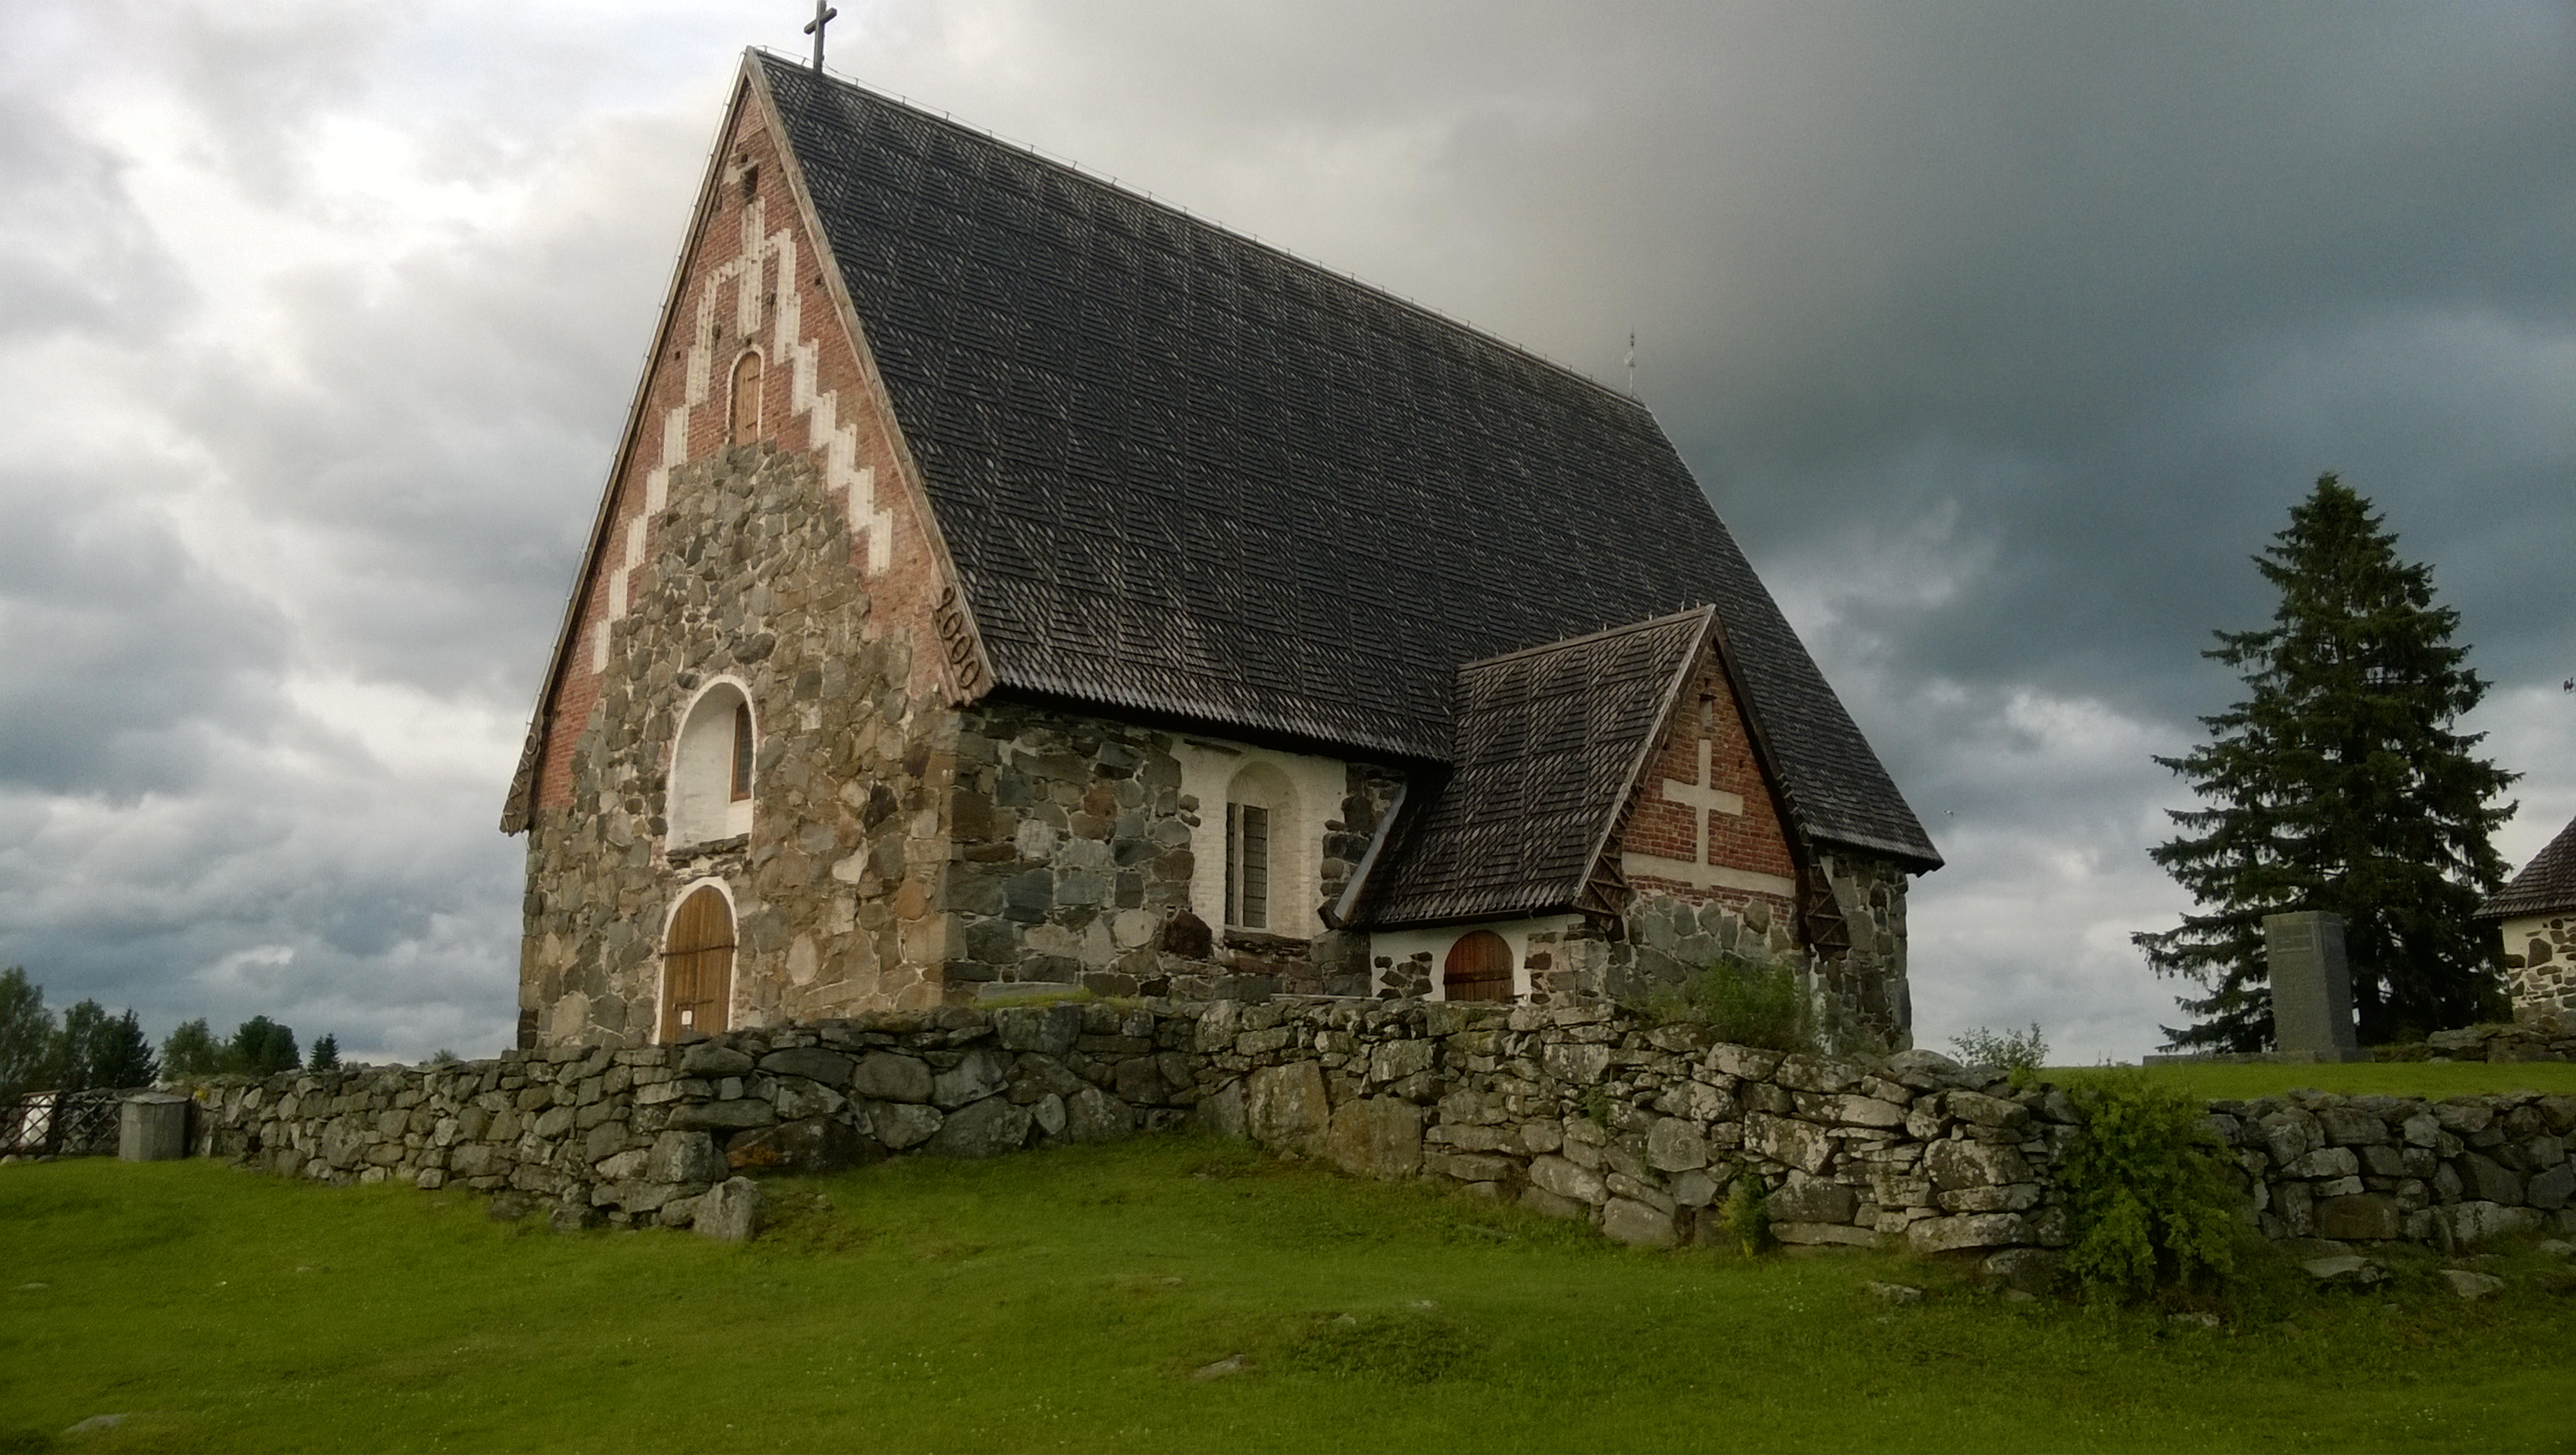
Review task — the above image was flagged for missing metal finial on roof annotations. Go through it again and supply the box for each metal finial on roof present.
[1626,332,1636,395]
[803,0,838,73]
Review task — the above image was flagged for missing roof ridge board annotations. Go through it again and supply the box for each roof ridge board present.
[753,49,1648,416]
[1455,605,1718,675]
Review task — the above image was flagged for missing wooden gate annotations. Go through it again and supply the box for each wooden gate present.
[661,886,736,1041]
[1442,929,1516,1003]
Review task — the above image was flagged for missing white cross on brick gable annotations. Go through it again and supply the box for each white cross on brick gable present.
[1620,740,1796,898]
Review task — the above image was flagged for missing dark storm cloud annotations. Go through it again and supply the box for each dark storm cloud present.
[0,2,724,1058]
[0,0,2566,1062]
[0,458,291,798]
[862,0,2573,1053]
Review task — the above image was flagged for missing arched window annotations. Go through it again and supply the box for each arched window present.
[1225,763,1296,932]
[728,350,762,446]
[1443,930,1515,1003]
[669,682,756,846]
[662,885,735,1040]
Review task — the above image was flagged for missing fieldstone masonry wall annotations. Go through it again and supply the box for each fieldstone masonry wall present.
[2500,915,2576,1022]
[192,999,2573,1261]
[1524,852,1912,1050]
[519,445,961,1039]
[191,1003,1198,1228]
[942,702,1404,999]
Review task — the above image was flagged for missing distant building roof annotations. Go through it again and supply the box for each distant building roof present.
[2480,813,2576,921]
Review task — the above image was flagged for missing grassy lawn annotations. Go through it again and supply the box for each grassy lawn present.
[5,1138,2572,1453]
[2056,1060,2576,1101]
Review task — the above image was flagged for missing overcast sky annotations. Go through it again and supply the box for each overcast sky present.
[2,0,2568,1065]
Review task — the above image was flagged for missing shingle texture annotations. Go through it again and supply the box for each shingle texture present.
[758,55,1938,868]
[1361,611,1709,928]
[2480,814,2576,921]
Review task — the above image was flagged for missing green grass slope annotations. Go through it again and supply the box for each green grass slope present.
[2059,1061,2576,1101]
[3,1139,2571,1452]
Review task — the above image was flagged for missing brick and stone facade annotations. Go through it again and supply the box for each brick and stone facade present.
[515,91,972,1044]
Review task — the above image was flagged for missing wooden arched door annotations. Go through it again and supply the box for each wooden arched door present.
[662,887,736,1040]
[1443,930,1515,1003]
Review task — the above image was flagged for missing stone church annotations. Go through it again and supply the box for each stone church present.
[501,51,1942,1052]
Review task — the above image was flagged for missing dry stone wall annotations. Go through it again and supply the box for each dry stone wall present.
[190,1003,1200,1228]
[2207,1088,2576,1245]
[191,999,2574,1259]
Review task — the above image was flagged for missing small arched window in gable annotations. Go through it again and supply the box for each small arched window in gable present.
[1443,930,1515,1003]
[728,350,762,446]
[669,682,756,846]
[1225,763,1296,933]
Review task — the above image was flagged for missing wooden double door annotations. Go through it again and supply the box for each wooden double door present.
[661,886,735,1041]
[1443,929,1516,1002]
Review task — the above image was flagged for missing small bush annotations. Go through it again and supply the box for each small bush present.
[1634,956,1816,1053]
[2055,1072,2241,1304]
[1719,1168,1770,1256]
[1952,1024,2049,1088]
[1581,1087,1614,1127]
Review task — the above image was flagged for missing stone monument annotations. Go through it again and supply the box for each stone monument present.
[2265,910,2362,1060]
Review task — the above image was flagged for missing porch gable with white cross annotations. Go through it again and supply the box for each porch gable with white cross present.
[1620,738,1797,898]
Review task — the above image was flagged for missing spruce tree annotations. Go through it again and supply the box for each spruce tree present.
[51,1002,160,1090]
[223,1016,300,1077]
[2136,476,2515,1049]
[0,969,48,1099]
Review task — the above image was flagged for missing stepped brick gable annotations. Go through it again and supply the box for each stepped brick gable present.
[502,50,1940,1053]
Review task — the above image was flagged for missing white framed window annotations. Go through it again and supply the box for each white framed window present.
[669,680,757,847]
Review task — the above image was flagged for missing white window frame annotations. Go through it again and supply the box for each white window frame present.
[667,677,757,848]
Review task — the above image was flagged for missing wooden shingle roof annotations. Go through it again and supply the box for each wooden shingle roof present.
[753,55,1939,868]
[1358,610,1713,928]
[2480,814,2576,921]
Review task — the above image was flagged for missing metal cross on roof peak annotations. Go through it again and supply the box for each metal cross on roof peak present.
[803,0,838,73]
